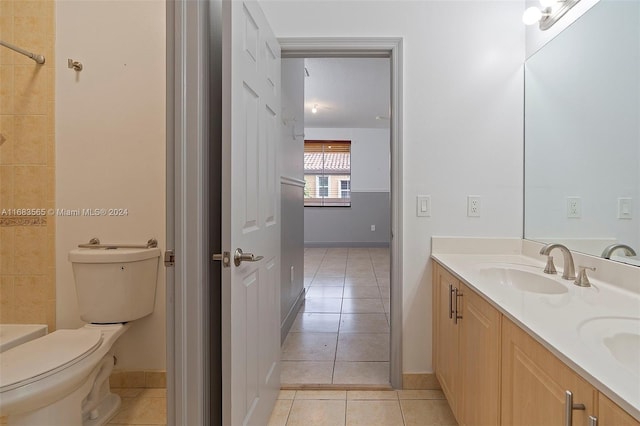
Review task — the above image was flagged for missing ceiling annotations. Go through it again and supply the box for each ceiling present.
[304,57,391,129]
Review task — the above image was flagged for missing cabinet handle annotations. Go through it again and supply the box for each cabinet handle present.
[588,416,598,426]
[565,390,586,426]
[454,287,463,324]
[448,284,454,319]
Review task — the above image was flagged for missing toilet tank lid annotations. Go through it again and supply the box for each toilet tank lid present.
[0,329,103,391]
[69,247,161,263]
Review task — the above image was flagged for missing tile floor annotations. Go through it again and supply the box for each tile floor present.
[107,388,167,425]
[281,247,391,386]
[268,390,457,426]
[0,388,167,426]
[105,388,457,426]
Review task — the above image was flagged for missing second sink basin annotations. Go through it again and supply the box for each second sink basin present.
[578,317,640,376]
[479,267,568,294]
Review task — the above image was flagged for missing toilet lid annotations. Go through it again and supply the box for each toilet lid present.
[0,328,103,391]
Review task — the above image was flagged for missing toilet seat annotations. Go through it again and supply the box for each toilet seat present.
[0,328,103,393]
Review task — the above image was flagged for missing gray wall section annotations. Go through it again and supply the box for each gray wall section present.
[280,58,305,341]
[280,181,305,338]
[304,191,390,247]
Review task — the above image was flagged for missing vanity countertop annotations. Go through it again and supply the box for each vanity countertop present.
[431,251,640,421]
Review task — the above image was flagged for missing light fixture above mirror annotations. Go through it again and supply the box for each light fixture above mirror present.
[523,0,581,30]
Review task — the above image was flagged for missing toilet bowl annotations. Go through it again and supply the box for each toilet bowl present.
[0,246,160,425]
[0,324,129,425]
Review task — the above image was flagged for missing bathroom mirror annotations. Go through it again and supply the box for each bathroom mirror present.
[524,0,640,265]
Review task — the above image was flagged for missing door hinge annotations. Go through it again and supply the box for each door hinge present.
[212,251,231,268]
[164,250,175,267]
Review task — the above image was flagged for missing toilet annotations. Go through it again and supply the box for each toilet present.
[0,246,161,426]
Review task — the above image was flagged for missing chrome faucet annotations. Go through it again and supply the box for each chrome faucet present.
[539,243,576,280]
[601,243,637,259]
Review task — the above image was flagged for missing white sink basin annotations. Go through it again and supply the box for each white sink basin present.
[480,267,568,294]
[578,317,640,376]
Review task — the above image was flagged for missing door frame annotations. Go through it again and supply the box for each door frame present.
[166,0,221,424]
[280,37,404,388]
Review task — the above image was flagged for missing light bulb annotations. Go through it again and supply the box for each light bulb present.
[522,6,543,25]
[311,104,318,114]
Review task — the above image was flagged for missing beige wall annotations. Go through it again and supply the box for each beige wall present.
[0,0,56,331]
[55,0,166,370]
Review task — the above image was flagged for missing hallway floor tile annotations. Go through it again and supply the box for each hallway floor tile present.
[282,247,391,386]
[268,390,457,426]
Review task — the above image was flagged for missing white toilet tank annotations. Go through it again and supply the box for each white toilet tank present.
[68,247,161,324]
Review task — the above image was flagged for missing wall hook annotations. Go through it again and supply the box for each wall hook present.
[68,59,83,71]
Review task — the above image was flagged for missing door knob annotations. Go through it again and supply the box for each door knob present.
[234,248,264,266]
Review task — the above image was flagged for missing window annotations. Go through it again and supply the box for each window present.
[304,140,351,207]
[340,180,350,199]
[317,176,329,197]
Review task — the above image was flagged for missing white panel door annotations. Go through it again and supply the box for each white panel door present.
[223,1,281,425]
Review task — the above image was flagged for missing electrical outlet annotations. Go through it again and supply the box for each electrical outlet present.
[371,225,376,231]
[567,197,581,218]
[417,195,431,217]
[467,196,481,217]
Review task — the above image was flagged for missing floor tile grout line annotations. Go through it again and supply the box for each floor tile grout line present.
[343,398,348,426]
[333,278,344,384]
[399,396,408,426]
[284,397,294,426]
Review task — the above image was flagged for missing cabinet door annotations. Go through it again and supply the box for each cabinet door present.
[502,318,596,426]
[598,393,640,426]
[459,282,501,426]
[433,264,460,414]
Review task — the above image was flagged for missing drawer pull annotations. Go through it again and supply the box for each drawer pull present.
[448,284,454,319]
[454,287,463,324]
[565,390,585,426]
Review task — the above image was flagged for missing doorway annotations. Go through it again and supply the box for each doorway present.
[279,39,404,390]
[280,57,392,387]
[168,11,404,419]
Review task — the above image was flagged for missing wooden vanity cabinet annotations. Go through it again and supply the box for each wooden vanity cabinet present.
[598,394,640,426]
[433,260,639,425]
[501,318,596,426]
[458,280,501,426]
[433,262,501,425]
[433,264,461,414]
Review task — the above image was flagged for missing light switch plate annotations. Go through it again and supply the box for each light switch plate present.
[417,195,431,217]
[618,197,632,219]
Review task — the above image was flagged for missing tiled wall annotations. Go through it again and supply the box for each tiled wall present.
[0,0,56,331]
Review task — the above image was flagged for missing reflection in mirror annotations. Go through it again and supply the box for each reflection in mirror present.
[524,0,640,265]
